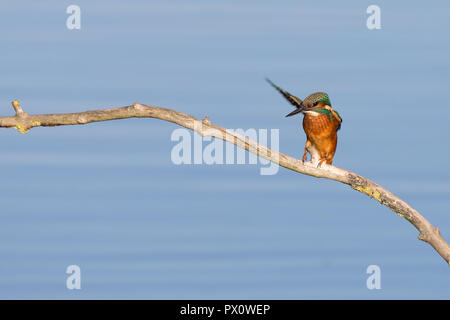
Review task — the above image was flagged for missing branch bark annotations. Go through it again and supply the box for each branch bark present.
[2,100,449,265]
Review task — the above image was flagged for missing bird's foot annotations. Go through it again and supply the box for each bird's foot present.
[317,158,326,168]
[302,154,308,164]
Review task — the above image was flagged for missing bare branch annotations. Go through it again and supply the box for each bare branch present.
[2,100,449,265]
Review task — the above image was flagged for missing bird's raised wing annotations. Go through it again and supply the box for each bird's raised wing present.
[266,78,303,108]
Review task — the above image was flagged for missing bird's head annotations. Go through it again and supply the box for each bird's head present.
[285,92,331,117]
[265,79,339,120]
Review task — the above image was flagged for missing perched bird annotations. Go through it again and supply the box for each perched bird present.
[266,79,342,166]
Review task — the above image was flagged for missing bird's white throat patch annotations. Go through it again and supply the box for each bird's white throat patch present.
[303,110,321,117]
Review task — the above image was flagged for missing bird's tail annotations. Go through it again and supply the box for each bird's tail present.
[265,78,303,109]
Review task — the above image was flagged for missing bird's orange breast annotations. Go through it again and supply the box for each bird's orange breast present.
[302,113,339,159]
[302,113,339,139]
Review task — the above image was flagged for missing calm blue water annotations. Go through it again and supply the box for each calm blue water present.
[0,1,449,299]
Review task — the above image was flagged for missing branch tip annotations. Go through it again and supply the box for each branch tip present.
[11,100,26,116]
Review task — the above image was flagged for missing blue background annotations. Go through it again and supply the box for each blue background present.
[1,1,449,299]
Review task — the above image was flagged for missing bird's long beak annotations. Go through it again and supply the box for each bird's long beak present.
[285,108,304,117]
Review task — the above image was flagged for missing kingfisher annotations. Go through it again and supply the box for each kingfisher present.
[266,79,342,166]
